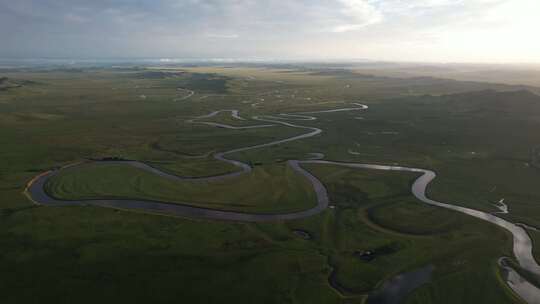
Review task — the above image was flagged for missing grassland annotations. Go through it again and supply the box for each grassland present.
[1,65,538,303]
[45,162,316,213]
[303,164,518,303]
[230,89,540,228]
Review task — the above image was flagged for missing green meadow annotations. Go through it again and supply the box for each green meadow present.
[1,66,538,303]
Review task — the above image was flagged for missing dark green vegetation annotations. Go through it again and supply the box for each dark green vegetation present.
[1,65,539,303]
[302,165,517,304]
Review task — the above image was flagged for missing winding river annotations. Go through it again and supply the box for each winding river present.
[25,103,540,303]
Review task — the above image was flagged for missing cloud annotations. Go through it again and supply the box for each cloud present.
[328,0,383,32]
[64,13,89,24]
[0,0,538,62]
[205,33,240,39]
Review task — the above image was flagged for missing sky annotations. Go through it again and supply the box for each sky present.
[2,0,540,63]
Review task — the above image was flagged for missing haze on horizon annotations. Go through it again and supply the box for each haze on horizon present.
[2,0,539,64]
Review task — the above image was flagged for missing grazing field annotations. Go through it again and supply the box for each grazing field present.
[1,65,539,303]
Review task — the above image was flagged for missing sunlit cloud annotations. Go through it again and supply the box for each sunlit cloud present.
[328,0,382,32]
